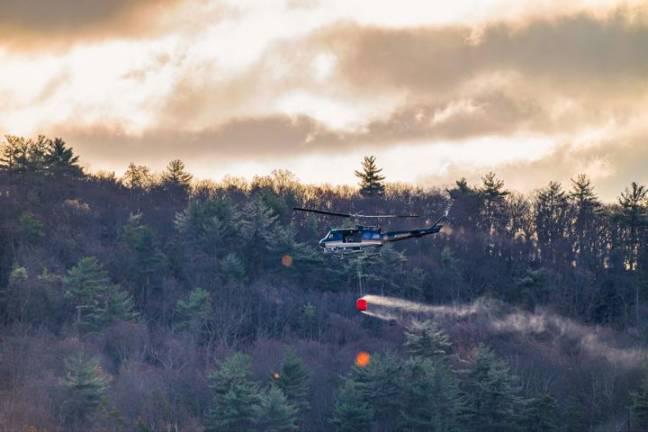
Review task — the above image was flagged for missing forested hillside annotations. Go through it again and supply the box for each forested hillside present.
[1,135,647,431]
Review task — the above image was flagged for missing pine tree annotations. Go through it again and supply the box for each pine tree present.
[64,257,137,332]
[120,213,166,310]
[1,135,31,173]
[276,350,310,416]
[480,172,509,234]
[349,353,403,429]
[631,374,648,429]
[18,212,45,243]
[44,137,82,176]
[61,353,108,428]
[618,182,647,269]
[399,358,463,432]
[206,353,261,432]
[617,183,648,324]
[254,386,299,432]
[27,135,49,173]
[162,159,193,188]
[4,266,28,323]
[404,320,452,360]
[175,197,238,256]
[535,181,571,266]
[447,177,482,229]
[332,379,373,432]
[569,174,602,269]
[462,345,523,432]
[519,393,560,432]
[175,287,212,334]
[240,197,283,275]
[355,155,385,198]
[221,252,247,282]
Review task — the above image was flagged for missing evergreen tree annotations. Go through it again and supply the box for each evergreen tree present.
[120,213,166,310]
[618,182,647,269]
[535,181,571,266]
[519,393,560,432]
[276,350,310,416]
[332,379,373,432]
[175,287,212,334]
[162,159,193,189]
[350,353,403,429]
[239,197,283,275]
[404,320,452,360]
[480,172,509,234]
[631,374,648,429]
[64,257,137,332]
[206,352,261,432]
[569,174,602,269]
[1,135,32,173]
[355,155,385,198]
[563,394,589,432]
[61,353,108,429]
[617,183,648,324]
[447,177,482,230]
[44,137,82,176]
[221,252,247,282]
[462,345,523,432]
[4,266,28,323]
[254,386,299,432]
[399,358,464,432]
[17,212,45,244]
[27,135,49,172]
[175,196,240,257]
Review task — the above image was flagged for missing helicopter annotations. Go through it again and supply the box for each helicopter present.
[293,203,451,254]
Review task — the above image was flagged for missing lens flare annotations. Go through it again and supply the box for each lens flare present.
[355,351,371,368]
[281,255,293,267]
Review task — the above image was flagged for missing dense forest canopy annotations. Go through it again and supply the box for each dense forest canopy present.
[1,135,647,431]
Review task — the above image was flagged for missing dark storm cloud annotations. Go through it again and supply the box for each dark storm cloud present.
[0,0,182,49]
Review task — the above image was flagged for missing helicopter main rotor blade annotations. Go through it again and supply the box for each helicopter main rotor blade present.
[355,214,419,219]
[293,207,353,218]
[293,207,419,219]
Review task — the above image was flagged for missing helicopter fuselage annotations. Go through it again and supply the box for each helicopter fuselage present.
[318,224,442,253]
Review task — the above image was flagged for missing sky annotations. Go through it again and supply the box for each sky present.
[1,0,647,200]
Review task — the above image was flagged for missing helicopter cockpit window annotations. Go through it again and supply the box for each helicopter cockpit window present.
[326,231,342,241]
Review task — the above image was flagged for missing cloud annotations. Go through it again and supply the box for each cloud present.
[0,0,186,49]
[145,7,646,142]
[421,125,648,200]
[51,90,551,165]
[51,115,346,166]
[313,8,648,95]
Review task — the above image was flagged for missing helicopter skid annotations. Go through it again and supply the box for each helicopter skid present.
[323,245,380,255]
